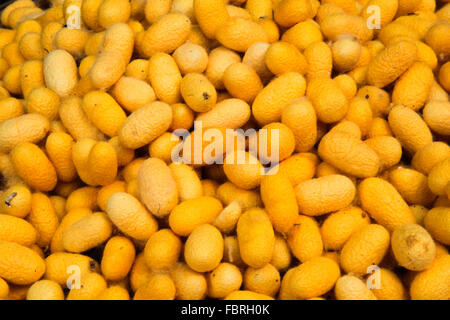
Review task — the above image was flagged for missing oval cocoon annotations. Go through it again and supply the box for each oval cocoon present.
[0,113,49,153]
[58,96,105,141]
[237,208,275,268]
[320,206,370,251]
[283,256,340,300]
[106,192,158,242]
[388,105,433,154]
[169,196,223,236]
[43,49,78,97]
[184,224,223,273]
[366,41,417,88]
[253,72,306,126]
[148,53,182,105]
[391,224,436,271]
[101,236,136,281]
[340,224,390,275]
[358,178,416,232]
[138,158,178,218]
[82,91,127,138]
[0,214,37,246]
[294,175,356,216]
[45,252,99,285]
[194,0,229,39]
[62,212,113,253]
[260,173,298,233]
[216,17,268,52]
[196,98,251,130]
[169,163,203,202]
[318,131,380,178]
[144,229,182,272]
[141,13,191,57]
[90,50,126,90]
[281,98,317,153]
[410,255,450,300]
[11,143,57,192]
[223,151,264,190]
[287,215,323,263]
[0,240,45,285]
[111,76,156,112]
[335,275,377,300]
[119,101,173,149]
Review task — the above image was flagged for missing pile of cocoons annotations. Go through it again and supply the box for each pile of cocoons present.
[0,0,449,301]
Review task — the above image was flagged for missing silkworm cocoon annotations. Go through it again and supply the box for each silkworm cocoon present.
[43,49,78,97]
[294,175,356,216]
